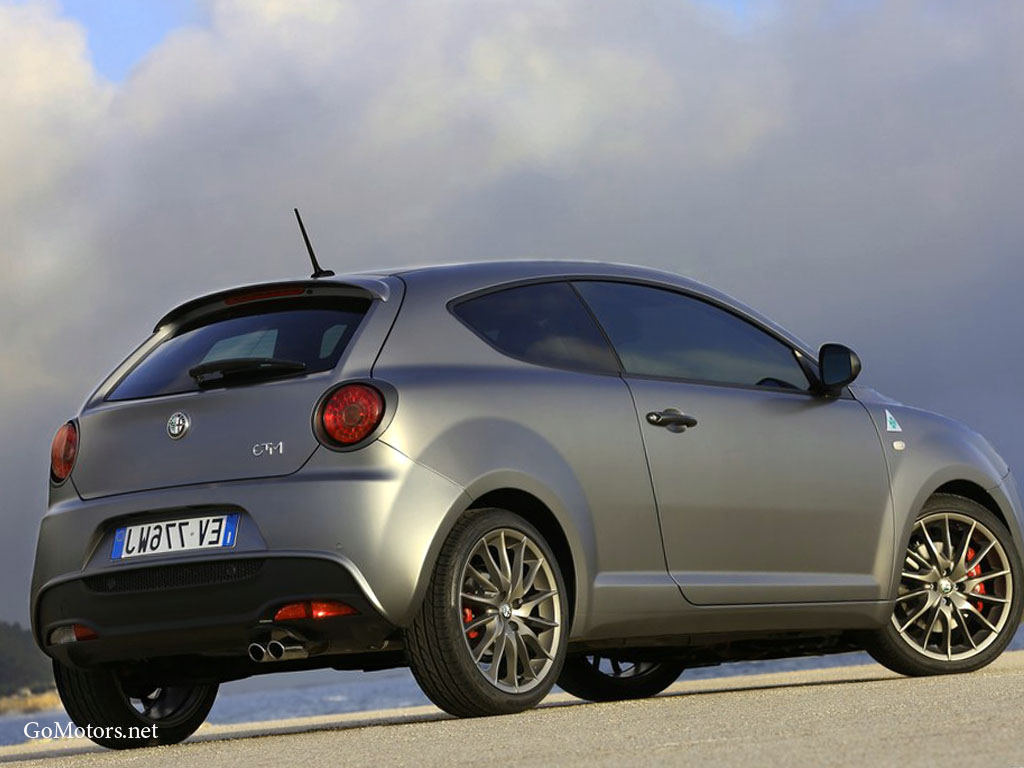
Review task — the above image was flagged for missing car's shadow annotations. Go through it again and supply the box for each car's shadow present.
[0,672,898,764]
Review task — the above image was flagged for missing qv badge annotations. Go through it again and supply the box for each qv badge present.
[885,409,902,433]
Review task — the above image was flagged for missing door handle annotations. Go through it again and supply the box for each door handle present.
[645,409,698,432]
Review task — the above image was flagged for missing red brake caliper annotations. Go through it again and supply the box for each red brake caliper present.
[966,547,986,612]
[463,607,480,639]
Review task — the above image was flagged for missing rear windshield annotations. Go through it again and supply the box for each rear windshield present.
[108,298,370,401]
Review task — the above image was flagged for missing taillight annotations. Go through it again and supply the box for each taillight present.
[274,601,357,621]
[224,286,306,305]
[50,421,78,483]
[49,624,98,645]
[319,384,384,446]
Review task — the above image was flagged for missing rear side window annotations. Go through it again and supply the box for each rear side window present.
[453,282,619,373]
[574,281,810,390]
[108,299,369,401]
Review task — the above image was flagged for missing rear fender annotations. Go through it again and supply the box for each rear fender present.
[385,419,598,639]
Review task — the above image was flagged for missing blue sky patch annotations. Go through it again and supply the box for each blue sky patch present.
[57,0,203,82]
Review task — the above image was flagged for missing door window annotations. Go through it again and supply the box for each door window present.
[574,281,809,390]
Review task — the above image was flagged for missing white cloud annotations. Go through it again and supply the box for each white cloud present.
[0,3,109,205]
[0,2,111,411]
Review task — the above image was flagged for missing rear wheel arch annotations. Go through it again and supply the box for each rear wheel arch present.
[468,488,578,629]
[405,508,570,716]
[407,484,585,633]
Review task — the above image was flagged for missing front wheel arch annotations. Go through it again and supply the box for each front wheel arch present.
[932,480,1008,529]
[888,477,1019,603]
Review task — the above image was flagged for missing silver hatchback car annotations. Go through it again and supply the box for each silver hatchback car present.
[33,260,1023,748]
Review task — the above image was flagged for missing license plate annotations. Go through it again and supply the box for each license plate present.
[111,514,240,560]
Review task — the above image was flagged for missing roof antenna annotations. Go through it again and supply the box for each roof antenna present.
[294,208,334,278]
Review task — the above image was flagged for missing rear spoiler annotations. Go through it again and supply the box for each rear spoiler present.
[154,277,393,332]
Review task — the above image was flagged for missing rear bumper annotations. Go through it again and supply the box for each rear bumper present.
[32,442,471,660]
[37,554,395,669]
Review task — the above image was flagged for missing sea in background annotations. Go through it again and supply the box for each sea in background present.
[5,626,1024,746]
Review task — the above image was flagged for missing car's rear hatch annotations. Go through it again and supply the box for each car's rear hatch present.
[71,279,395,500]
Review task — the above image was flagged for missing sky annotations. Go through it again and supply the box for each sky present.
[1,0,1024,624]
[58,0,202,81]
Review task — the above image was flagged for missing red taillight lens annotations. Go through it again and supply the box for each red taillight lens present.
[49,624,97,645]
[320,384,384,445]
[274,600,357,621]
[224,286,306,305]
[50,422,78,482]
[273,602,310,621]
[311,601,356,619]
[73,624,98,641]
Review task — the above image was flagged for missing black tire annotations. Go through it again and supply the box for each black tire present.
[558,655,685,702]
[406,508,570,717]
[865,493,1024,677]
[53,661,217,749]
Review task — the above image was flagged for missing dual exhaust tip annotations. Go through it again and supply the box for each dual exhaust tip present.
[248,638,308,663]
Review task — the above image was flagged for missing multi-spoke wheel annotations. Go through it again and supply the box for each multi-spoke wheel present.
[406,508,569,716]
[866,494,1023,676]
[558,654,685,702]
[53,661,217,748]
[459,527,562,692]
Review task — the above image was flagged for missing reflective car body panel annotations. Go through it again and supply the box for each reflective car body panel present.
[33,443,469,628]
[626,377,892,605]
[30,259,1023,669]
[850,386,1017,600]
[72,276,407,500]
[372,265,666,639]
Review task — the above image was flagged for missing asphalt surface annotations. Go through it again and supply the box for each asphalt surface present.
[4,652,1024,767]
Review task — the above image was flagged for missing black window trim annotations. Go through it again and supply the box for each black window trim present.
[448,275,852,400]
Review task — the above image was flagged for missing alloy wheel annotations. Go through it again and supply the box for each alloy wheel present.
[893,512,1013,661]
[459,527,562,693]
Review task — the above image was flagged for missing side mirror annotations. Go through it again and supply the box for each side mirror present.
[818,343,861,396]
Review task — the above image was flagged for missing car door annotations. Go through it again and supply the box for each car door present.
[574,280,893,606]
